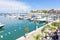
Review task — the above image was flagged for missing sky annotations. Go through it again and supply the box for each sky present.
[0,0,60,13]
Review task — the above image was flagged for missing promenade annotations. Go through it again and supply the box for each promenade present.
[16,20,57,40]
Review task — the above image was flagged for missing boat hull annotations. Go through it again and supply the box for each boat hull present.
[0,26,4,28]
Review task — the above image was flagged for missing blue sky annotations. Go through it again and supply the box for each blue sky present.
[0,0,60,13]
[17,0,60,10]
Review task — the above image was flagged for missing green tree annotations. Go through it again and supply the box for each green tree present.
[34,34,42,40]
[30,10,34,13]
[56,22,60,30]
[52,22,60,30]
[42,10,48,13]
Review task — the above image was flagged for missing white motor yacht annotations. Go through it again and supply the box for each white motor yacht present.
[0,23,4,28]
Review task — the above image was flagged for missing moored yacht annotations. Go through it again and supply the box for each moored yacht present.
[0,23,4,28]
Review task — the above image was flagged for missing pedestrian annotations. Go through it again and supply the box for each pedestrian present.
[52,32,59,40]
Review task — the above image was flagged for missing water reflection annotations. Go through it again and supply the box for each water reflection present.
[0,28,5,31]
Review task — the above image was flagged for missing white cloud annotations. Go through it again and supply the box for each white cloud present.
[0,0,31,13]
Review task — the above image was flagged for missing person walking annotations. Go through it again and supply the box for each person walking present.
[52,31,59,40]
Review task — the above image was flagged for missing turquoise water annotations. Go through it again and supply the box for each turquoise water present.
[0,16,47,40]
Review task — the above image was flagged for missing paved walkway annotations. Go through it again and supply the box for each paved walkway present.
[16,19,60,40]
[16,36,26,40]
